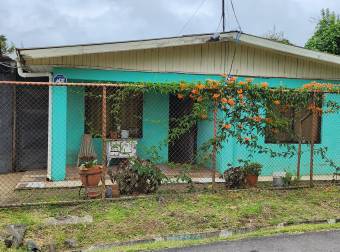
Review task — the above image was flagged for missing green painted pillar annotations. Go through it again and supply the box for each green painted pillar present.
[51,86,67,181]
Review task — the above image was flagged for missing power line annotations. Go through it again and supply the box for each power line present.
[215,14,223,33]
[230,0,242,31]
[222,0,226,32]
[177,0,208,35]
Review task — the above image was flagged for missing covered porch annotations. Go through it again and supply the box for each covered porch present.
[48,68,221,181]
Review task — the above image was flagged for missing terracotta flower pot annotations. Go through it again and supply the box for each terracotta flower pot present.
[246,174,258,187]
[79,166,103,187]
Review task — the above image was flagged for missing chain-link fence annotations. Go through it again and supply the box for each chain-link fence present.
[0,81,339,206]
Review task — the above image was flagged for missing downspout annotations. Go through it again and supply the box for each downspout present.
[16,57,53,180]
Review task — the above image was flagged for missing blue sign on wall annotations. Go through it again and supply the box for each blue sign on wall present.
[53,74,67,83]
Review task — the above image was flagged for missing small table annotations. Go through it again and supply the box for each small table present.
[106,139,138,166]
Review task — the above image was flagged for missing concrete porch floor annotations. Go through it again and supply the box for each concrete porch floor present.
[13,165,225,190]
[3,166,336,190]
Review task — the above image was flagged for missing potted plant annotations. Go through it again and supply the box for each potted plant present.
[79,159,103,197]
[243,162,262,187]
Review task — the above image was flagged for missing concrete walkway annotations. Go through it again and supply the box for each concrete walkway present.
[161,230,340,252]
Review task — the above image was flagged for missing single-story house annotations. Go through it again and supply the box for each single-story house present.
[10,31,340,181]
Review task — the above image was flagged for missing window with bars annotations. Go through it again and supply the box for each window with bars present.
[84,87,143,138]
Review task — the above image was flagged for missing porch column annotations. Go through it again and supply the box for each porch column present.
[50,86,67,181]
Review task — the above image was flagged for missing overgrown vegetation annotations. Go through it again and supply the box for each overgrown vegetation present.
[112,158,165,195]
[264,27,293,45]
[84,78,339,183]
[0,186,339,251]
[223,167,246,189]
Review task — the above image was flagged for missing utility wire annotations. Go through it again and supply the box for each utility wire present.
[215,15,223,33]
[230,0,242,31]
[223,0,242,77]
[177,0,208,35]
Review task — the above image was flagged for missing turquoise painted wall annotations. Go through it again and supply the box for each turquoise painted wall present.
[218,77,340,176]
[51,67,340,180]
[137,92,169,162]
[52,67,221,177]
[66,86,85,165]
[51,86,67,181]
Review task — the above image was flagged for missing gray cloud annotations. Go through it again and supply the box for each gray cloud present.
[1,0,339,48]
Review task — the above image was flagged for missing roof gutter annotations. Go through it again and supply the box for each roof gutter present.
[16,56,52,79]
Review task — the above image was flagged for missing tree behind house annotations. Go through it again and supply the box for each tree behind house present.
[305,8,340,55]
[0,34,15,57]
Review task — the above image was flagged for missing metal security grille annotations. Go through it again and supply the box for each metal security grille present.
[15,85,49,171]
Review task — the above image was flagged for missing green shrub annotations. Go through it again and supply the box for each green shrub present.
[243,162,262,176]
[283,171,293,186]
[224,167,246,189]
[113,158,165,195]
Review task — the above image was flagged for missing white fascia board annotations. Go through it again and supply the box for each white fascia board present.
[18,34,212,59]
[226,33,340,65]
[18,32,340,66]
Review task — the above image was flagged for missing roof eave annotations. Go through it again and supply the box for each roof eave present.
[17,31,340,66]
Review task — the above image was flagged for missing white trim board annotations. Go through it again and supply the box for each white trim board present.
[18,32,340,66]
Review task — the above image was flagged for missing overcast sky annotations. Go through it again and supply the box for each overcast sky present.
[1,0,340,49]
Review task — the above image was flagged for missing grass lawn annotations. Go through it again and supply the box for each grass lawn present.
[111,222,340,252]
[0,185,339,251]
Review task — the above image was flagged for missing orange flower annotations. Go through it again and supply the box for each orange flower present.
[265,118,273,123]
[212,93,220,99]
[221,97,228,104]
[211,81,220,89]
[177,94,184,100]
[196,83,205,90]
[237,89,243,94]
[197,96,203,102]
[238,94,243,99]
[302,82,333,90]
[227,99,235,106]
[239,81,245,85]
[261,82,269,88]
[252,116,262,122]
[224,124,231,129]
[245,78,253,83]
[179,82,187,90]
[191,89,199,95]
[273,100,280,106]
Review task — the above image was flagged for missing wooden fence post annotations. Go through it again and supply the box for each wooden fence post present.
[101,86,107,198]
[212,105,217,190]
[310,92,317,187]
